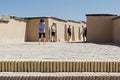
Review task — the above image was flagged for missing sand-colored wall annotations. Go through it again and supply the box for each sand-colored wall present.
[48,18,66,42]
[26,18,49,42]
[26,18,66,42]
[26,17,83,42]
[113,18,120,43]
[67,21,82,41]
[26,19,40,41]
[86,15,116,42]
[0,19,26,45]
[48,19,82,42]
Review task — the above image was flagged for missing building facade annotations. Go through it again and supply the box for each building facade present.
[25,17,85,42]
[86,14,120,43]
[0,16,26,45]
[0,16,85,45]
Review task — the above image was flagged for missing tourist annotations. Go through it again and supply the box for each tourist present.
[67,25,71,42]
[81,26,87,42]
[38,19,46,44]
[50,23,56,42]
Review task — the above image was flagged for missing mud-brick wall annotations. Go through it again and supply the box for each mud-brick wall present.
[48,18,66,42]
[86,14,117,42]
[113,18,120,43]
[0,19,26,45]
[67,21,82,41]
[26,18,49,42]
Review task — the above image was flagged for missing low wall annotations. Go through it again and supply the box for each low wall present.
[0,19,26,45]
[86,14,117,42]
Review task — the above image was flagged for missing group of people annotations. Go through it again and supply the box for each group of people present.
[38,19,87,44]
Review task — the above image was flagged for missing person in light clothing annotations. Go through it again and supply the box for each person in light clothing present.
[50,23,56,42]
[39,19,46,44]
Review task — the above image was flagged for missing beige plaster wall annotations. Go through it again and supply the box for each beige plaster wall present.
[26,19,40,41]
[0,19,26,45]
[26,18,49,42]
[48,19,82,42]
[113,18,120,43]
[67,21,82,41]
[48,18,66,42]
[87,15,116,42]
[26,18,84,42]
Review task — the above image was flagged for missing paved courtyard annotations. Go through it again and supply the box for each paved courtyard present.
[0,42,120,61]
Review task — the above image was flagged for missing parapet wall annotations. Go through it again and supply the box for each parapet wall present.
[86,14,117,42]
[0,19,26,45]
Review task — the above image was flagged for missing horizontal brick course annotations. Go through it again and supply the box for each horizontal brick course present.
[0,72,120,80]
[0,61,120,72]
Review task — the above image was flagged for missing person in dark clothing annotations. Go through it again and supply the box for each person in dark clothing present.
[67,25,71,42]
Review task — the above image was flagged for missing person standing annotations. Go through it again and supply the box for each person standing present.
[81,26,87,42]
[67,25,71,42]
[50,23,56,42]
[39,19,46,44]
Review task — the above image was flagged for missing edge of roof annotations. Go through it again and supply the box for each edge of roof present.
[86,14,117,16]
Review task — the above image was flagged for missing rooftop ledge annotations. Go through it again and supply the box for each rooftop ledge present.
[112,16,120,20]
[86,14,117,16]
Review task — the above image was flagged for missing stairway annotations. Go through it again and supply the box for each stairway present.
[0,61,120,80]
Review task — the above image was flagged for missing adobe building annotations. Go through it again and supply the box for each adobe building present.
[86,14,120,43]
[24,17,84,42]
[0,15,85,45]
[0,16,26,45]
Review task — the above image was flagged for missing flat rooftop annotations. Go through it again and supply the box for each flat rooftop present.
[0,42,120,61]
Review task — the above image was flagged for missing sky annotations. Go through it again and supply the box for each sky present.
[0,0,120,21]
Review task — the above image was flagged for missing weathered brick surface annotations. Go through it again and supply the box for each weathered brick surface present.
[0,61,120,72]
[0,72,120,80]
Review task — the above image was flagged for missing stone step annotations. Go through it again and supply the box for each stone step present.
[0,61,120,72]
[0,72,120,80]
